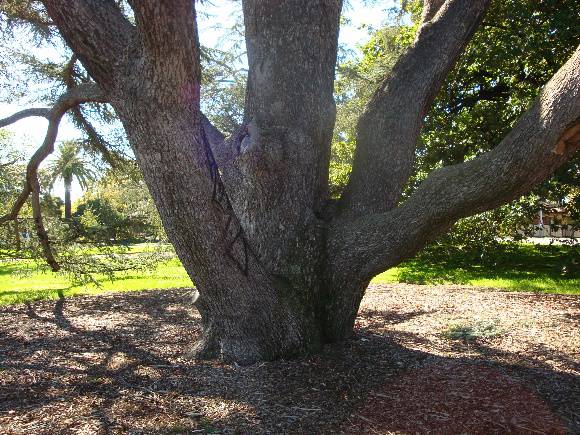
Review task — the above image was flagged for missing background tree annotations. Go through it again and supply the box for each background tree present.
[73,163,166,242]
[0,0,578,364]
[47,141,95,219]
[0,132,25,252]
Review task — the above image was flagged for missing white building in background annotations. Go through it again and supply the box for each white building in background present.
[531,203,580,238]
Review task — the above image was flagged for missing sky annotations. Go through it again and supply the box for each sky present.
[0,0,396,202]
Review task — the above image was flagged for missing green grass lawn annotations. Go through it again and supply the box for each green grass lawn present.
[0,258,193,306]
[374,243,579,294]
[0,243,578,306]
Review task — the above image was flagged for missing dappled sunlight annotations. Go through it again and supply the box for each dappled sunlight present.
[1,284,577,432]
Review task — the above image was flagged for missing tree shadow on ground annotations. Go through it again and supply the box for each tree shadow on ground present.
[0,288,577,434]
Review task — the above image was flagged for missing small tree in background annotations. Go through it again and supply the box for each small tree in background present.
[47,141,95,219]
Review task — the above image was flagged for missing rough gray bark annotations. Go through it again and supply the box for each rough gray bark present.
[327,48,580,331]
[421,0,446,23]
[20,0,580,363]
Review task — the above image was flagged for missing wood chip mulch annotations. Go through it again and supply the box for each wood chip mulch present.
[0,284,578,434]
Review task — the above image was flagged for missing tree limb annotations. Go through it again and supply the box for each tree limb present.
[330,46,580,285]
[127,0,201,110]
[0,108,51,128]
[215,0,342,271]
[30,173,60,271]
[340,0,490,216]
[128,0,199,60]
[40,0,134,85]
[0,83,105,129]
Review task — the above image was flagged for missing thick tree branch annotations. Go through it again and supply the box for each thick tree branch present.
[127,0,201,111]
[330,46,580,285]
[341,0,490,215]
[215,0,342,271]
[40,0,134,85]
[0,84,106,269]
[128,0,199,59]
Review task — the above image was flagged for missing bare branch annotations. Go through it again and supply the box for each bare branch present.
[0,83,105,132]
[0,83,106,268]
[0,108,51,128]
[30,174,60,271]
[330,46,580,285]
[341,0,490,216]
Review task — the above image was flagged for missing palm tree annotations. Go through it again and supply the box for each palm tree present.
[48,141,95,219]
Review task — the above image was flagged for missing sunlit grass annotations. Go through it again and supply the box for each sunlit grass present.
[372,243,579,294]
[1,243,577,306]
[0,257,192,306]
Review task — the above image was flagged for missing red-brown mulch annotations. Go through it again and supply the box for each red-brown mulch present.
[347,363,567,434]
[0,284,578,434]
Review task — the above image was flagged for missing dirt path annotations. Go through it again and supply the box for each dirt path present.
[0,284,578,434]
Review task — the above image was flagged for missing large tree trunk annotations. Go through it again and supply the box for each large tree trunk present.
[98,0,349,363]
[33,0,580,364]
[113,102,364,363]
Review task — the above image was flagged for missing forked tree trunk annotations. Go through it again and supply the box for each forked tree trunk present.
[114,104,367,363]
[38,0,580,364]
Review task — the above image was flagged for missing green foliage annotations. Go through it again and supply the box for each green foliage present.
[0,132,24,211]
[414,0,580,187]
[0,0,54,42]
[443,320,504,342]
[0,137,168,283]
[332,0,580,250]
[76,164,166,242]
[201,47,246,136]
[73,198,131,240]
[411,0,580,245]
[422,200,537,262]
